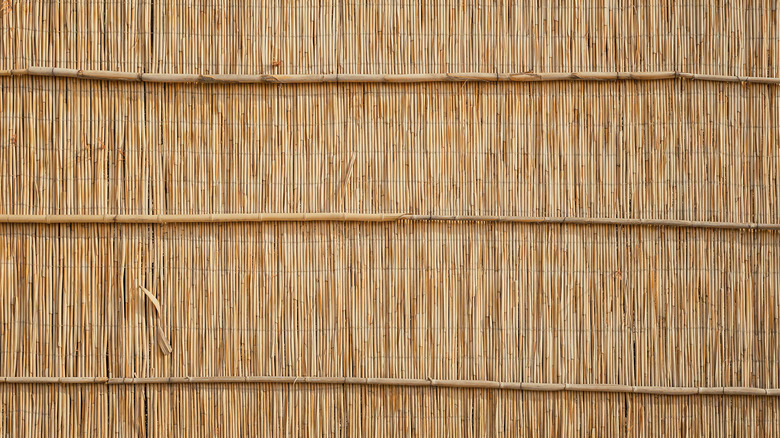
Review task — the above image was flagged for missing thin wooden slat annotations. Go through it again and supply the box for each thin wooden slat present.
[4,67,780,84]
[0,213,776,231]
[0,376,778,397]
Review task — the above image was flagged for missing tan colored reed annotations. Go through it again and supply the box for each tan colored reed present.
[1,78,778,224]
[2,0,780,436]
[2,222,779,435]
[3,1,780,78]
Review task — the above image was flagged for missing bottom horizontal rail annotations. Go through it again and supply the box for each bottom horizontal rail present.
[0,376,778,396]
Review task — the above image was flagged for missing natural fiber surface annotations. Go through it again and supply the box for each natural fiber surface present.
[2,1,780,76]
[2,222,779,384]
[2,1,780,436]
[2,78,778,222]
[2,222,780,434]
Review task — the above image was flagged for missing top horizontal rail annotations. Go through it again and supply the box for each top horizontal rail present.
[0,213,777,230]
[2,67,780,85]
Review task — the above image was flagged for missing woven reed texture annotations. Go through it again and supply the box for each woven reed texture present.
[2,1,780,437]
[1,78,779,222]
[2,1,780,76]
[2,223,780,435]
[2,222,779,384]
[6,384,780,436]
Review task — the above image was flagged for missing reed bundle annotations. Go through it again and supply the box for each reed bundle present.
[2,0,780,436]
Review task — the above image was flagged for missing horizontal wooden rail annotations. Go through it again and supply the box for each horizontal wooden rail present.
[0,376,778,396]
[0,213,777,230]
[2,67,780,85]
[0,213,403,224]
[403,215,780,230]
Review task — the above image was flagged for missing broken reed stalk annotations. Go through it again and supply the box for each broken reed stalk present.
[0,376,777,396]
[3,67,780,84]
[0,213,777,230]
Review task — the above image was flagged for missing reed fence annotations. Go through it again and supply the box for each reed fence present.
[2,0,780,436]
